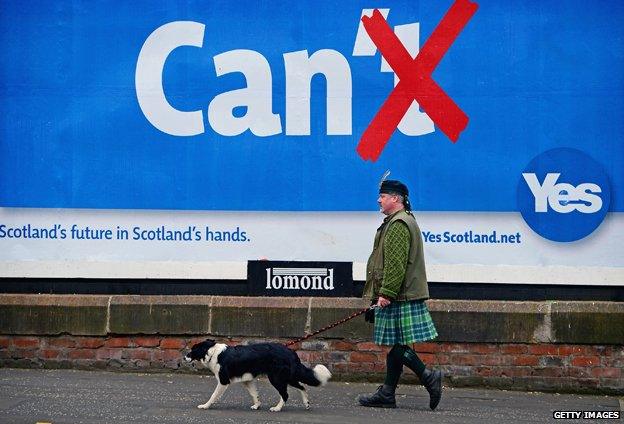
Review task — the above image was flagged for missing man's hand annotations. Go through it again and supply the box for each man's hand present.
[376,296,391,308]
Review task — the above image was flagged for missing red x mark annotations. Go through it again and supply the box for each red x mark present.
[357,0,479,161]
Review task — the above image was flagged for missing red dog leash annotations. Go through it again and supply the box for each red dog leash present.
[285,305,377,348]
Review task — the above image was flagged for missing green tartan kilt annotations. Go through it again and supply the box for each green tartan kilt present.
[373,300,438,345]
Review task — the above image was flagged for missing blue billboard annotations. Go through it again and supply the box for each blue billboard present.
[1,0,621,214]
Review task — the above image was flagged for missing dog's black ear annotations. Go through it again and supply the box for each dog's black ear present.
[187,339,214,360]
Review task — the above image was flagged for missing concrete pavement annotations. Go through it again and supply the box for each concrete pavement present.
[0,368,621,424]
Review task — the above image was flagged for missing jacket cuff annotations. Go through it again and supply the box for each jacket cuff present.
[379,287,397,300]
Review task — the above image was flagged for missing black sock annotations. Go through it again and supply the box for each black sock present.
[402,345,426,378]
[383,344,406,387]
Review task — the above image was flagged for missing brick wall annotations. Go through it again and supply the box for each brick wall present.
[1,295,622,395]
[1,335,622,395]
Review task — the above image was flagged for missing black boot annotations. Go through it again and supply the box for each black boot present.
[420,368,443,410]
[358,384,397,408]
[401,346,443,410]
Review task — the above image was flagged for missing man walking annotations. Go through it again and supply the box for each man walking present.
[358,179,443,410]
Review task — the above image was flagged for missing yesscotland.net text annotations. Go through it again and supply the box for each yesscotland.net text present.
[422,230,522,244]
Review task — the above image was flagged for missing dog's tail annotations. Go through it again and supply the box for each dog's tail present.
[297,363,332,387]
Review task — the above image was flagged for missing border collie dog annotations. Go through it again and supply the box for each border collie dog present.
[184,339,331,412]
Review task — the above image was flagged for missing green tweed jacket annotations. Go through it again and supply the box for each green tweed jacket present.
[363,209,429,301]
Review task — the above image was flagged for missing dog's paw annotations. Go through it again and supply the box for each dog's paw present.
[269,406,282,412]
[197,403,211,409]
[250,403,261,410]
[304,403,310,410]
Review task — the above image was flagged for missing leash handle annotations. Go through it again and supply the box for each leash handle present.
[285,305,377,348]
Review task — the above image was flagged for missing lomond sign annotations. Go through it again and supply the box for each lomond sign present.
[248,261,353,297]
